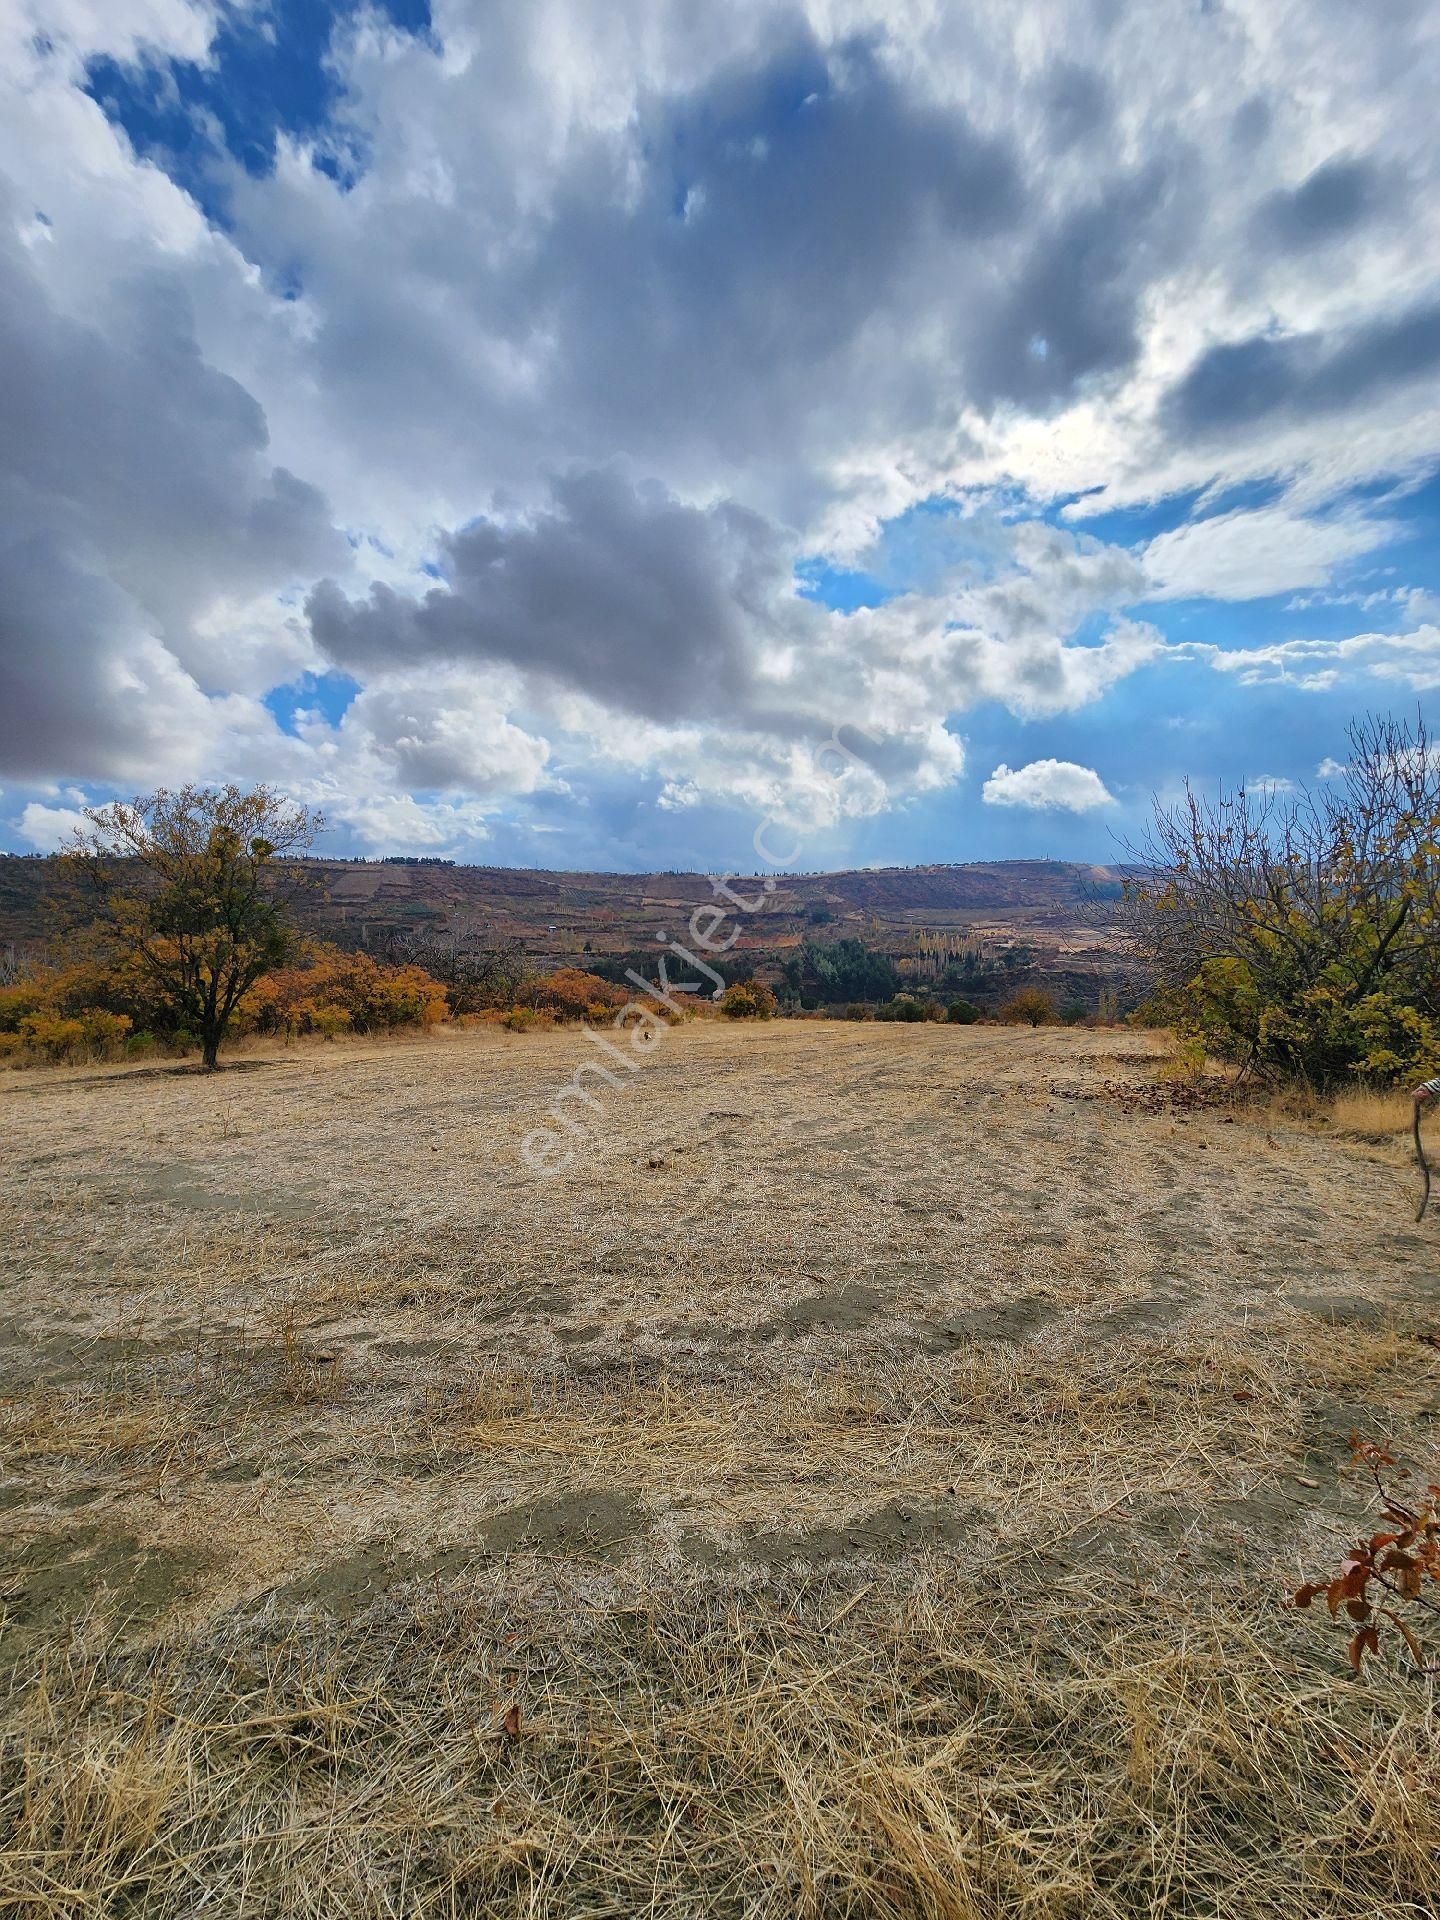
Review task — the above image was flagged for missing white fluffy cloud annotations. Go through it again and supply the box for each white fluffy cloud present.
[1144,506,1396,602]
[324,673,553,799]
[16,799,89,851]
[1245,774,1297,795]
[981,759,1115,812]
[1185,623,1440,692]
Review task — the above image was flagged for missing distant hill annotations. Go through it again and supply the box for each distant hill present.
[0,853,1137,1005]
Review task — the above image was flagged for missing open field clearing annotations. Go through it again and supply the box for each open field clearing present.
[2,1022,1439,1917]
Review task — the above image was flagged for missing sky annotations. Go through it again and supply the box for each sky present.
[2,1,1440,874]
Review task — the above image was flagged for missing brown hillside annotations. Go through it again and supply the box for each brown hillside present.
[0,853,1137,1008]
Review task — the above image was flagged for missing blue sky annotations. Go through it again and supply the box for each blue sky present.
[3,1,1440,870]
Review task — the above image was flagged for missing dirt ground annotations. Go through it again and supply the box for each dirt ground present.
[2,1020,1438,1916]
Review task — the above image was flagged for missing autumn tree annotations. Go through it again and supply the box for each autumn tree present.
[61,785,322,1070]
[720,980,779,1018]
[999,987,1059,1027]
[1123,713,1440,1084]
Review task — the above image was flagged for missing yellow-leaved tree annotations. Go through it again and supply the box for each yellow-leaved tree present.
[61,785,322,1070]
[1123,713,1440,1085]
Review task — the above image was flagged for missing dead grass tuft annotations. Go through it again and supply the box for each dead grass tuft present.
[1,1383,204,1467]
[3,1567,1438,1919]
[1326,1086,1414,1143]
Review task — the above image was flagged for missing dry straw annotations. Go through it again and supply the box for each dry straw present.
[3,1022,1438,1914]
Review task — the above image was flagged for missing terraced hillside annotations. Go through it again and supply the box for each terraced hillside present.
[0,852,1135,1002]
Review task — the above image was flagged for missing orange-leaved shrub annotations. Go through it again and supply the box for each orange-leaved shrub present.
[0,939,454,1064]
[499,1006,556,1032]
[0,964,141,1064]
[240,943,449,1038]
[0,1006,133,1064]
[520,968,631,1022]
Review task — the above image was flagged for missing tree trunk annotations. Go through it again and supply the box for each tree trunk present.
[201,1030,221,1071]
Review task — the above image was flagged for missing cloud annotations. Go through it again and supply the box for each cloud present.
[1245,773,1296,794]
[199,7,1242,547]
[1186,623,1440,691]
[1164,303,1440,441]
[309,472,1162,818]
[315,670,553,799]
[981,759,1115,812]
[309,468,812,724]
[312,790,506,859]
[16,799,88,851]
[656,780,702,811]
[6,0,219,69]
[216,24,1065,538]
[1040,60,1110,153]
[530,33,1042,451]
[0,158,344,782]
[1251,155,1394,253]
[945,612,1163,718]
[1144,505,1393,601]
[965,156,1195,412]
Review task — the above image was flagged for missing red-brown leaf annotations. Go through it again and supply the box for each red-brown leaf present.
[1391,1614,1428,1668]
[1347,1625,1380,1672]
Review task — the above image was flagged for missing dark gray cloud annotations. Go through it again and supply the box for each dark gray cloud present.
[1165,301,1440,436]
[1230,96,1272,154]
[968,157,1193,408]
[1041,60,1111,152]
[527,34,1032,468]
[0,534,157,779]
[0,228,340,643]
[0,181,344,778]
[309,468,822,724]
[1252,154,1394,252]
[225,23,1182,526]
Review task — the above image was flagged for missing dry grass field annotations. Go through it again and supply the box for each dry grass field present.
[2,1020,1439,1917]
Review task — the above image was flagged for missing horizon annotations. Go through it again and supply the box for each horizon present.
[3,3,1439,871]
[0,844,1137,878]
